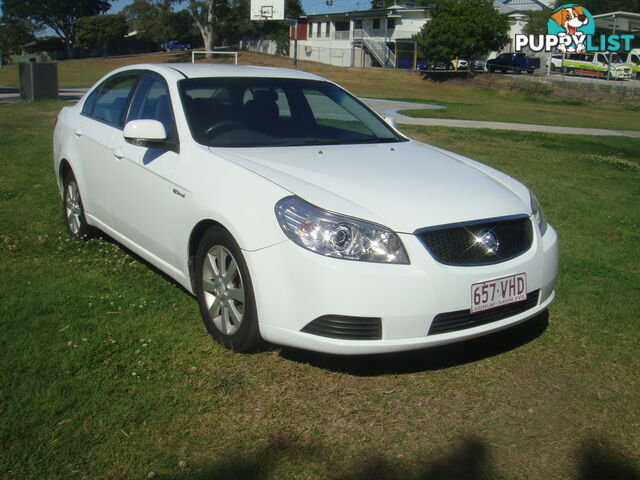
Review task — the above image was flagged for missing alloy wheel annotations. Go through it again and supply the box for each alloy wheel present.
[201,245,246,335]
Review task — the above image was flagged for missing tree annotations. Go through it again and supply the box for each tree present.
[77,13,128,56]
[0,0,110,58]
[554,0,639,15]
[187,0,219,54]
[187,0,303,55]
[414,0,510,64]
[0,15,35,63]
[523,8,552,36]
[123,0,196,44]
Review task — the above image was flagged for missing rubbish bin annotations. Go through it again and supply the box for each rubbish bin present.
[19,62,58,101]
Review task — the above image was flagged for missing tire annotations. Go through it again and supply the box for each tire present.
[195,226,261,352]
[62,170,92,239]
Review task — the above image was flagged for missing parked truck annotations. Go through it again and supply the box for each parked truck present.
[161,40,190,51]
[486,53,540,74]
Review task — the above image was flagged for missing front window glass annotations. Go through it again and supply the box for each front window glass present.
[92,73,139,126]
[179,77,404,148]
[82,87,100,116]
[127,74,175,137]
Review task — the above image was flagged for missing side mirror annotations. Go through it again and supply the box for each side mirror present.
[124,119,167,148]
[384,116,398,130]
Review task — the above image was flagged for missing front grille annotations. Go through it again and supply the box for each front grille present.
[415,215,533,266]
[301,315,382,340]
[428,290,540,335]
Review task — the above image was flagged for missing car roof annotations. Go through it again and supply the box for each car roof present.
[120,63,325,82]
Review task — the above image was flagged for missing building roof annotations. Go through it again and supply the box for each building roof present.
[593,11,640,33]
[501,0,552,10]
[303,4,431,20]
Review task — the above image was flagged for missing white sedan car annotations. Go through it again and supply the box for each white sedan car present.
[53,64,558,354]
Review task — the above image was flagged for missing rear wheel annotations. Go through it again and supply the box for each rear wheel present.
[62,170,92,239]
[195,226,262,352]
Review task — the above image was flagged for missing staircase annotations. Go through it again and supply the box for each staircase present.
[360,30,396,68]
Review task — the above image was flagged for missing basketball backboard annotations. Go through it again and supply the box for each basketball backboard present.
[250,0,284,20]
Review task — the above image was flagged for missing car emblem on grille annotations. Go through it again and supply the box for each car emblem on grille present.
[474,229,500,255]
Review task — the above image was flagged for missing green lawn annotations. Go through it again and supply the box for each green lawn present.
[1,51,639,131]
[1,101,639,480]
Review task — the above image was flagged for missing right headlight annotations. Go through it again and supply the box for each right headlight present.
[529,189,548,236]
[275,196,409,264]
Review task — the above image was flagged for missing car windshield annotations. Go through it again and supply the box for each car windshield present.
[178,77,405,147]
[609,53,624,63]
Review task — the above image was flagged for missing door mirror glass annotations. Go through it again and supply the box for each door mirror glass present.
[124,119,167,147]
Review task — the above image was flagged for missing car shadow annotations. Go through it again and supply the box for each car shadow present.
[278,311,549,376]
[155,433,639,480]
[82,228,549,374]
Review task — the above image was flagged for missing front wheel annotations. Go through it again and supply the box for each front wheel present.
[195,227,262,352]
[63,170,92,239]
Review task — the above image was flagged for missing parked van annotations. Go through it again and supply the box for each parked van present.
[622,48,640,78]
[562,52,633,80]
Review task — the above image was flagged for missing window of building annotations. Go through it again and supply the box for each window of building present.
[325,21,330,37]
[373,18,381,29]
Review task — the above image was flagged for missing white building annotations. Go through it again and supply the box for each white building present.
[287,1,551,68]
[290,5,430,68]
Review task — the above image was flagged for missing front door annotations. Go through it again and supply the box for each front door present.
[108,73,182,270]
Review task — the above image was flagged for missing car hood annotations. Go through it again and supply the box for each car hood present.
[211,141,531,233]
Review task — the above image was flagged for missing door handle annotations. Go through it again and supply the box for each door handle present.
[73,128,83,137]
[112,147,125,159]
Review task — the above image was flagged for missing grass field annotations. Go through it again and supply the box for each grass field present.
[1,51,639,131]
[1,98,638,479]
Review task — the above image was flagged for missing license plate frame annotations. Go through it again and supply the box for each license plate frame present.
[470,273,527,313]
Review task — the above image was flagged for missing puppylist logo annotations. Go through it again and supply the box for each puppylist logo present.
[515,4,635,53]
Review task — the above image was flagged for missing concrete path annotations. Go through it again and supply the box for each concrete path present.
[392,116,640,138]
[360,98,640,138]
[1,87,638,138]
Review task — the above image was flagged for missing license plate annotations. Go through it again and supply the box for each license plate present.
[471,273,527,313]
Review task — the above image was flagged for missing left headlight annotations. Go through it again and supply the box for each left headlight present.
[275,196,409,264]
[529,189,548,236]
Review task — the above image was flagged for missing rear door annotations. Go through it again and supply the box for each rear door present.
[73,72,140,225]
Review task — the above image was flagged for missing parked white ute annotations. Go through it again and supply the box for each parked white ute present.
[53,64,558,354]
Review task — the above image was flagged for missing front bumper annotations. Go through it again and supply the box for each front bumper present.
[244,223,558,354]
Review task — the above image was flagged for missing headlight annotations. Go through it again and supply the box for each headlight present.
[529,189,548,236]
[275,196,409,264]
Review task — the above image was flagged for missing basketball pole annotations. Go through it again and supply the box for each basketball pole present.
[284,18,298,69]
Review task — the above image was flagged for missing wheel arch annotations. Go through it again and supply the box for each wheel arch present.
[187,219,227,291]
[57,159,73,196]
[59,158,72,181]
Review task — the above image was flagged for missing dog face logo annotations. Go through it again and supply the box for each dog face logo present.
[548,4,594,53]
